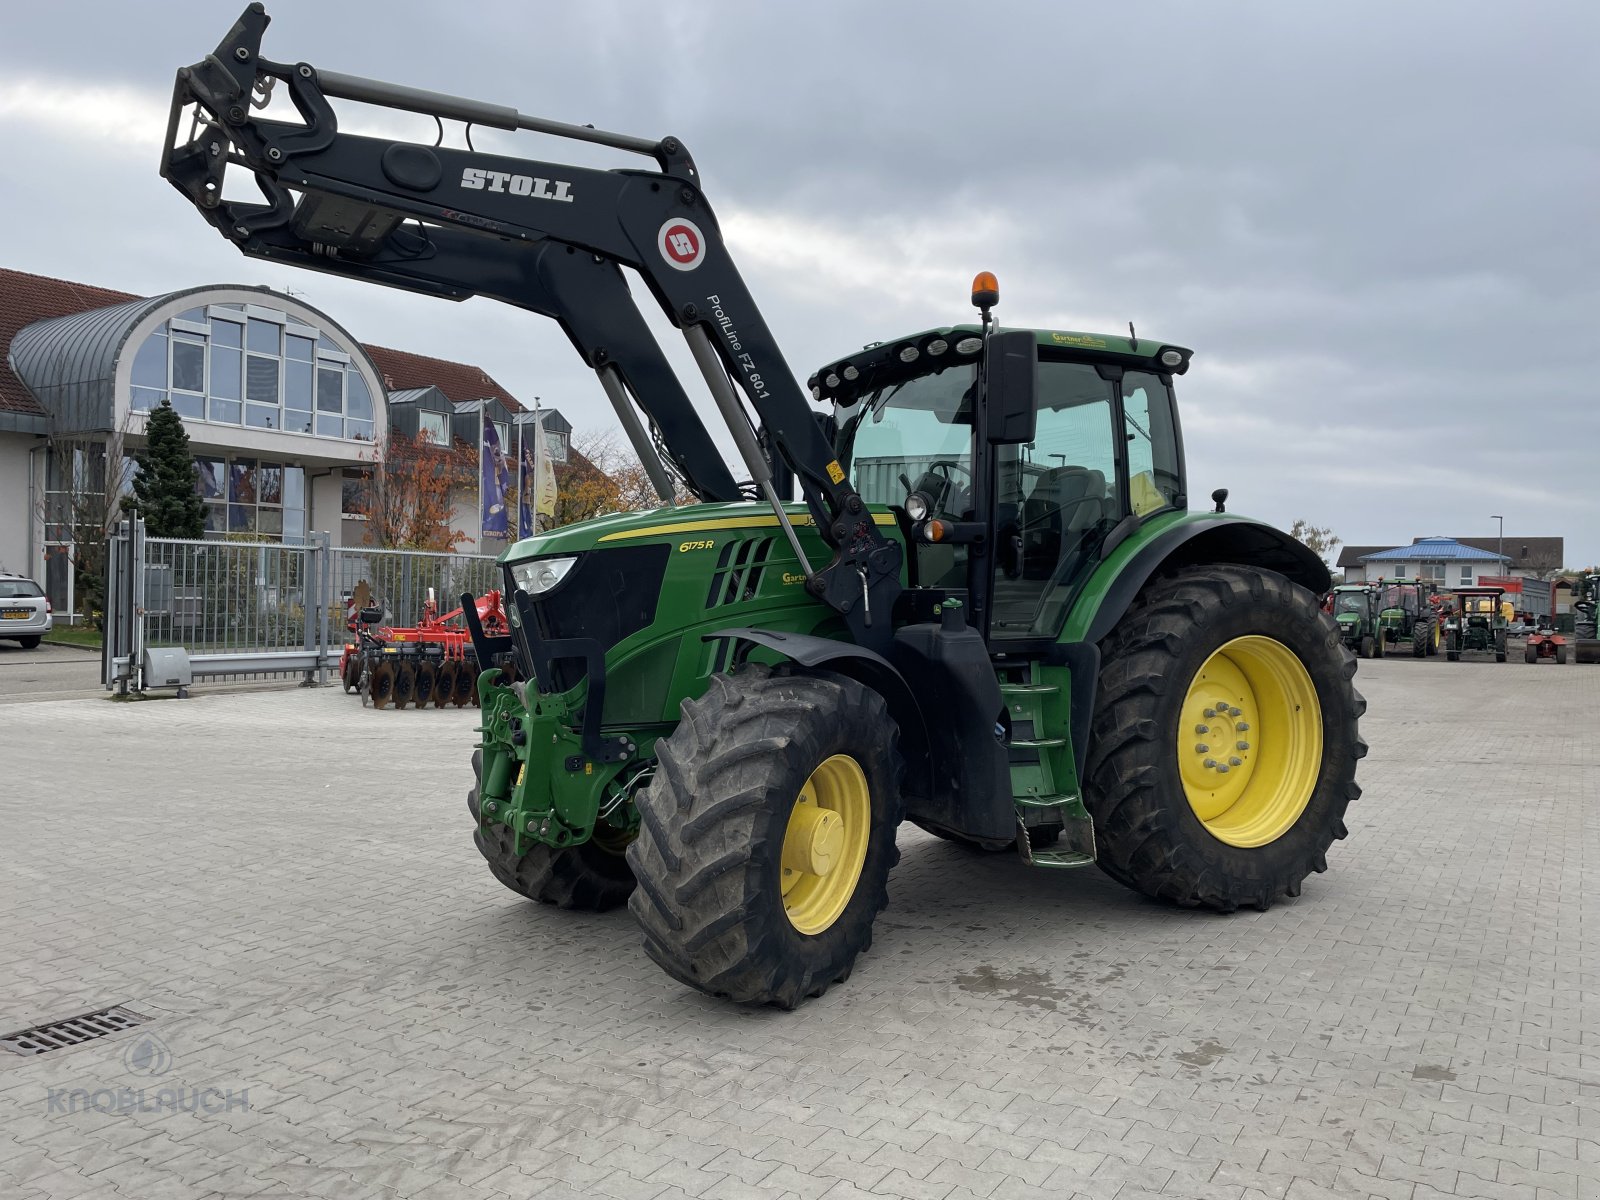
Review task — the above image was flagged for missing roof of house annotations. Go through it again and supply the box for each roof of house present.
[1336,545,1386,569]
[1362,537,1508,563]
[1446,535,1564,570]
[0,268,138,417]
[364,343,524,411]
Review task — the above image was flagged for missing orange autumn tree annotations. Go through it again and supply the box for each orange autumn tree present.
[353,430,475,550]
[550,430,670,528]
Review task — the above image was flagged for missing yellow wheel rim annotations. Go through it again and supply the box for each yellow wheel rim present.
[780,754,871,935]
[1178,636,1322,848]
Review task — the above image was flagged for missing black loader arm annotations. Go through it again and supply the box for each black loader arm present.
[161,4,902,649]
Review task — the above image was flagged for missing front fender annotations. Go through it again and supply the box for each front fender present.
[703,628,932,801]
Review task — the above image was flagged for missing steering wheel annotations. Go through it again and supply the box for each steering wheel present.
[905,459,973,519]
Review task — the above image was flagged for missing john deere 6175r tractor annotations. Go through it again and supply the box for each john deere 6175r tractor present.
[164,7,1366,1007]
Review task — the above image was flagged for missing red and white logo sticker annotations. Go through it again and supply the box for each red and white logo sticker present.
[658,218,706,271]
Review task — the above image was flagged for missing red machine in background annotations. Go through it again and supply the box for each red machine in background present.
[1525,618,1568,665]
[339,589,512,709]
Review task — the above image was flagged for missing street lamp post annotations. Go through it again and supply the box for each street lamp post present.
[1490,514,1504,577]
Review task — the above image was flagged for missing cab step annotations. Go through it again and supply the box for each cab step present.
[1014,792,1095,869]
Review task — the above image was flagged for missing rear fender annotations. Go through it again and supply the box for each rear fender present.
[1072,515,1330,647]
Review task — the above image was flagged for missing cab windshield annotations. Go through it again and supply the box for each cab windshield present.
[1333,592,1369,615]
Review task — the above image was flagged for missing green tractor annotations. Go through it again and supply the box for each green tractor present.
[1329,584,1384,659]
[1444,587,1509,662]
[1376,577,1442,658]
[1575,573,1600,664]
[164,9,1366,1007]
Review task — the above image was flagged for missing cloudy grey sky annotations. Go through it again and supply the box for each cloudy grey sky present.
[4,1,1596,566]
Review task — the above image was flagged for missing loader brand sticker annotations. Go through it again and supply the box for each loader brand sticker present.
[658,219,706,271]
[459,168,574,203]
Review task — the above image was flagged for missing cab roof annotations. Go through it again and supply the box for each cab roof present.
[808,325,1193,405]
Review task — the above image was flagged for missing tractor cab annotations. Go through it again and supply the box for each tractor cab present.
[1444,586,1508,662]
[1375,577,1442,658]
[820,325,1189,641]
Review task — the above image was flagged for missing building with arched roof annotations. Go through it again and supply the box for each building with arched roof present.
[1,267,571,617]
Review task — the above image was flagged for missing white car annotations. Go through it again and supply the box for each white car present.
[0,574,52,649]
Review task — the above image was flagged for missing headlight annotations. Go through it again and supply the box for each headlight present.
[511,555,577,595]
[904,492,931,522]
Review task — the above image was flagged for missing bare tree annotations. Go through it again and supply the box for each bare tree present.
[36,420,135,626]
[551,430,671,527]
[1288,518,1342,565]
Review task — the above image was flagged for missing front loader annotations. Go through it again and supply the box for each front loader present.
[163,7,1366,1007]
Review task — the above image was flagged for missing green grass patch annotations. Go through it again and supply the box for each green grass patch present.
[45,626,103,649]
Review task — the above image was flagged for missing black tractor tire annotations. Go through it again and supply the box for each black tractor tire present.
[1412,622,1428,658]
[627,666,904,1009]
[1447,650,1460,662]
[1359,634,1376,660]
[1526,644,1538,665]
[1086,564,1366,913]
[1495,634,1507,663]
[340,655,359,693]
[468,749,635,910]
[1556,644,1567,665]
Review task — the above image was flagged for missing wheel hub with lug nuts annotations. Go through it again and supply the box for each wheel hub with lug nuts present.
[779,754,871,935]
[1178,636,1322,848]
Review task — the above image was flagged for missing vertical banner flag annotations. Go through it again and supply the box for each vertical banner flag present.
[535,411,559,521]
[518,419,538,539]
[481,409,510,536]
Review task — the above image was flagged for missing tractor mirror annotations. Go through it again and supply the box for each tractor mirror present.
[984,330,1038,445]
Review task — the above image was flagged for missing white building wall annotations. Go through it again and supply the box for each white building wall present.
[0,433,37,576]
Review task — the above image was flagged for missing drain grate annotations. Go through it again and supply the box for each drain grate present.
[0,1006,151,1057]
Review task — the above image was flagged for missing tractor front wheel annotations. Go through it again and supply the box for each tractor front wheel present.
[1359,634,1376,659]
[1087,564,1366,913]
[1526,643,1538,664]
[1412,621,1428,658]
[1557,644,1567,665]
[627,666,903,1008]
[468,752,635,910]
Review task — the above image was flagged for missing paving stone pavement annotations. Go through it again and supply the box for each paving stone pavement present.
[1,654,1596,1200]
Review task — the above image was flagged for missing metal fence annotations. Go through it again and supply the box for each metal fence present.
[104,517,500,691]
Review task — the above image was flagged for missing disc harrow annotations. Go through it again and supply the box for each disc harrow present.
[341,590,511,711]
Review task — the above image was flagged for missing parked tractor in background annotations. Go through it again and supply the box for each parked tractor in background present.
[1376,577,1441,658]
[1444,587,1508,662]
[1329,584,1384,659]
[163,8,1366,1008]
[1574,573,1600,664]
[1525,618,1567,664]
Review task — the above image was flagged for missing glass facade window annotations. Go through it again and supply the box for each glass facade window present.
[195,455,306,542]
[126,303,375,442]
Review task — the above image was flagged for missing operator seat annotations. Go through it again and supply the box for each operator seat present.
[1021,466,1107,579]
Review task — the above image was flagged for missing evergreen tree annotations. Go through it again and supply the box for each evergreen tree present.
[127,400,205,538]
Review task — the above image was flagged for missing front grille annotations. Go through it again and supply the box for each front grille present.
[532,544,670,692]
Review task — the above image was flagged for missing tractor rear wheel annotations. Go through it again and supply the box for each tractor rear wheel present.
[468,751,636,910]
[1359,634,1376,660]
[627,666,903,1008]
[1495,633,1507,663]
[1412,621,1428,658]
[1087,564,1365,913]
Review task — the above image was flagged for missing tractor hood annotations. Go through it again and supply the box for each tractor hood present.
[500,501,898,565]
